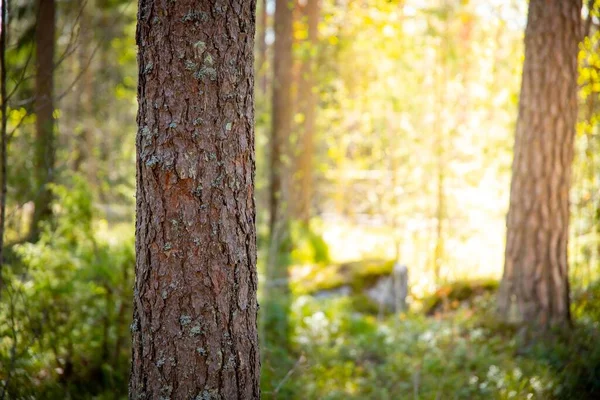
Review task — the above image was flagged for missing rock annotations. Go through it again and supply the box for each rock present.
[364,263,409,313]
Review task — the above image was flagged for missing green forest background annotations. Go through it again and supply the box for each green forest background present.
[1,0,600,398]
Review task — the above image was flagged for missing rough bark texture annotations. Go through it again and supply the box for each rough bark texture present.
[269,0,293,237]
[31,0,56,241]
[498,0,582,329]
[295,0,319,225]
[131,1,260,398]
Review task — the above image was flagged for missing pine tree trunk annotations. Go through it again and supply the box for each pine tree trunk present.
[130,1,260,398]
[31,0,56,241]
[498,0,582,330]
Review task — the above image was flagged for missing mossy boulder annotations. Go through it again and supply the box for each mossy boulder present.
[421,279,499,315]
[291,259,396,296]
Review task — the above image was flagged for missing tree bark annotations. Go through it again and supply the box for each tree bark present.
[269,0,293,237]
[295,0,319,225]
[498,0,582,330]
[30,0,56,241]
[130,1,260,398]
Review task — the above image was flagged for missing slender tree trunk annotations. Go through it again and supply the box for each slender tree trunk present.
[498,0,582,330]
[296,0,319,225]
[257,0,268,96]
[73,0,96,187]
[262,1,295,391]
[269,0,293,238]
[31,0,56,241]
[130,1,260,398]
[0,0,7,277]
[433,19,448,286]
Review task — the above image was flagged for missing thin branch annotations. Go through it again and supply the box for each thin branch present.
[6,41,33,102]
[273,353,306,396]
[7,0,134,109]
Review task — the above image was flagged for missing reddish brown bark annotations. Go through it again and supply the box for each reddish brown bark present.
[498,0,582,329]
[131,1,260,398]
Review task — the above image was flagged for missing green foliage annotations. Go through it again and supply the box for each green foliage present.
[290,221,331,266]
[260,291,298,399]
[0,176,133,399]
[523,325,600,400]
[260,283,600,399]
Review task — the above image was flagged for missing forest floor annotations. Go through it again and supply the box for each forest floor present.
[261,277,600,399]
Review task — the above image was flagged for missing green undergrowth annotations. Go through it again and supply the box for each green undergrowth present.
[264,285,600,399]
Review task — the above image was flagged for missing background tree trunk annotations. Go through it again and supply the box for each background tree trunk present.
[262,1,295,393]
[498,0,582,330]
[31,0,56,241]
[295,0,319,225]
[73,0,96,188]
[256,0,268,96]
[130,1,260,398]
[269,0,293,238]
[0,0,7,276]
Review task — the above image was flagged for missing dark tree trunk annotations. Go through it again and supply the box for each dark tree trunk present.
[130,1,260,398]
[269,0,293,238]
[0,0,7,277]
[31,0,56,241]
[295,0,319,225]
[73,0,96,187]
[498,0,582,330]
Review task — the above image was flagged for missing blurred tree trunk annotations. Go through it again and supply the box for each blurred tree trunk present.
[73,0,96,188]
[30,0,56,241]
[130,1,260,398]
[263,0,295,391]
[498,0,582,330]
[269,0,293,238]
[256,0,268,95]
[432,7,449,286]
[0,0,7,274]
[295,0,319,225]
